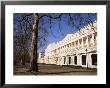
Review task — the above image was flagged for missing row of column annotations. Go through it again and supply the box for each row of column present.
[54,33,96,54]
[56,53,97,68]
[78,33,96,49]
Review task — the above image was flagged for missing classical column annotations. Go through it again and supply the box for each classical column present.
[66,56,68,65]
[86,36,89,47]
[87,53,92,68]
[71,56,74,65]
[92,34,94,45]
[59,57,62,65]
[72,42,74,52]
[77,54,81,66]
[82,38,84,48]
[78,39,79,49]
[74,41,76,49]
[85,49,88,68]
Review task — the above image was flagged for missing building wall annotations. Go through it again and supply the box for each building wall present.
[40,21,97,68]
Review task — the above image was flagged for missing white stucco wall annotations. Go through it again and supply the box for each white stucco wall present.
[39,21,97,68]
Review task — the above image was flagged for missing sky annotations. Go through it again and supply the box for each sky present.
[38,13,97,52]
[14,13,97,53]
[43,13,96,42]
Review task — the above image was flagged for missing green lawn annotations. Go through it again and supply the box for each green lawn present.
[14,63,97,75]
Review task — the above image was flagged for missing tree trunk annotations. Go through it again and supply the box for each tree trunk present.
[21,58,25,65]
[21,45,25,65]
[22,55,25,65]
[30,13,39,72]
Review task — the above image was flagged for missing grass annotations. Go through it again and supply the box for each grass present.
[14,63,97,75]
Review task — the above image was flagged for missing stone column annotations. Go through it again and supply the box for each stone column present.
[59,57,62,65]
[74,41,76,49]
[86,36,89,47]
[77,55,80,66]
[66,56,69,65]
[72,42,74,52]
[72,56,74,65]
[79,55,82,66]
[82,38,84,48]
[86,52,90,68]
[62,57,64,65]
[78,39,79,49]
[92,34,94,45]
[87,53,92,68]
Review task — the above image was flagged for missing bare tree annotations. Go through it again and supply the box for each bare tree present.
[14,13,32,66]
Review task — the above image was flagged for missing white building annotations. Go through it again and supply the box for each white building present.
[39,21,97,68]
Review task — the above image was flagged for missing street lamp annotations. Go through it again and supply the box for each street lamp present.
[85,49,88,69]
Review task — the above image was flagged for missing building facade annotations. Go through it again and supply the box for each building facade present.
[39,21,97,68]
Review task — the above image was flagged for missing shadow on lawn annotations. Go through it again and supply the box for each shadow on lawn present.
[31,70,97,75]
[14,63,97,75]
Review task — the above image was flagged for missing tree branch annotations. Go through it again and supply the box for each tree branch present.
[38,13,64,20]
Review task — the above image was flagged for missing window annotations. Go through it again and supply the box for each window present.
[88,35,92,46]
[82,55,86,65]
[79,39,82,45]
[64,57,66,64]
[79,39,82,48]
[76,41,78,45]
[94,32,97,40]
[91,54,97,65]
[83,37,87,47]
[76,41,78,49]
[74,56,77,65]
[72,42,74,46]
[94,32,97,44]
[67,44,69,47]
[69,57,71,64]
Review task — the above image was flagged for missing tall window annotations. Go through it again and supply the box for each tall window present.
[88,35,92,47]
[64,57,66,64]
[82,55,86,65]
[91,54,97,65]
[69,57,71,64]
[94,32,97,45]
[76,41,78,49]
[74,56,77,65]
[83,37,87,47]
[79,39,82,48]
[72,42,74,46]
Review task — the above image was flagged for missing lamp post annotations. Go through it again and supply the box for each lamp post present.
[86,49,88,69]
